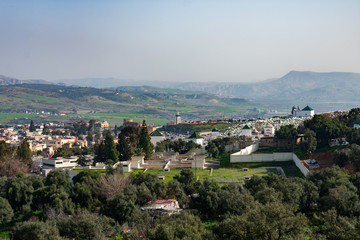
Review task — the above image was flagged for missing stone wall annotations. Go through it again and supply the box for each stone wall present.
[230,144,309,176]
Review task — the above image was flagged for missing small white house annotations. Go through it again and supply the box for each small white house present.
[113,161,132,172]
[241,125,252,137]
[141,199,182,215]
[188,132,204,146]
[292,105,315,117]
[263,123,275,136]
[42,156,78,169]
[122,162,132,173]
[129,156,144,169]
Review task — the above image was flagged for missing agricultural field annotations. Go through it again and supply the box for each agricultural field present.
[0,83,265,125]
[0,112,170,126]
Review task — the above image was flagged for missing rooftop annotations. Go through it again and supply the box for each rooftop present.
[150,129,164,137]
[302,105,314,111]
[189,132,203,139]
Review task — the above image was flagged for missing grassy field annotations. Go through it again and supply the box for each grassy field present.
[138,168,274,183]
[0,112,170,126]
[72,169,107,174]
[0,84,266,125]
[72,167,277,183]
[217,154,304,178]
[227,161,304,178]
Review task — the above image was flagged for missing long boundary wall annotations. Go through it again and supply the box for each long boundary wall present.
[230,144,309,176]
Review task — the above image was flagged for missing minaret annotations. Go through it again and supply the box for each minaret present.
[175,112,181,124]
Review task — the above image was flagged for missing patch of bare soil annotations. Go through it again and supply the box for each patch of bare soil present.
[302,152,356,174]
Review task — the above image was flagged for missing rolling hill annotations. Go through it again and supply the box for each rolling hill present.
[54,71,360,112]
[2,70,359,116]
[0,84,263,124]
[171,71,360,101]
[0,74,53,85]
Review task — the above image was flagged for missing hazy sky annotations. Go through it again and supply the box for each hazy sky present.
[0,0,359,82]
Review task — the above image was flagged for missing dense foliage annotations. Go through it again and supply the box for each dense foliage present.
[155,139,201,154]
[0,166,360,239]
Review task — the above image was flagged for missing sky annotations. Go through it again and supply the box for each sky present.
[0,0,359,82]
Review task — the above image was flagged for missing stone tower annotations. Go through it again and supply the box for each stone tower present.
[175,112,181,125]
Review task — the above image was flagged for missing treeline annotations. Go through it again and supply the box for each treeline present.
[275,109,360,170]
[205,137,236,158]
[160,123,231,134]
[2,167,360,239]
[275,108,360,153]
[94,120,153,164]
[155,139,201,154]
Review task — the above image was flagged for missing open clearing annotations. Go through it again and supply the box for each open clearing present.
[72,167,277,183]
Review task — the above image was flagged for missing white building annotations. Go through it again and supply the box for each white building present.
[188,132,204,145]
[129,156,144,169]
[119,162,131,173]
[263,123,275,136]
[150,129,166,146]
[241,125,252,137]
[141,199,182,215]
[292,105,315,117]
[42,156,78,169]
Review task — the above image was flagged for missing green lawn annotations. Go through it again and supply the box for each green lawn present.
[130,168,274,183]
[216,154,304,178]
[72,169,107,174]
[227,161,304,178]
[72,167,276,183]
[21,95,58,103]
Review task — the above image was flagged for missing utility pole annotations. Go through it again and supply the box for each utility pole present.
[195,156,197,181]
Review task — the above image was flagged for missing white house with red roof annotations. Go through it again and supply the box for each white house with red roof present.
[141,199,182,216]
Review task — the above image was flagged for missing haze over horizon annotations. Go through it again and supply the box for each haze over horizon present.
[1,0,359,83]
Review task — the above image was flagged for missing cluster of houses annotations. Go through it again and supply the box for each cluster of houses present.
[1,106,321,176]
[0,124,88,156]
[224,106,316,137]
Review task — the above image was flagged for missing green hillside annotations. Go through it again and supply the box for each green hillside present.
[0,84,263,125]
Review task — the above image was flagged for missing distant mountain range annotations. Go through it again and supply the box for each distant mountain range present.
[54,71,360,112]
[169,71,360,101]
[2,71,360,113]
[0,75,53,85]
[55,70,360,100]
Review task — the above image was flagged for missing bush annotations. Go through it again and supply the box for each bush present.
[57,211,118,240]
[11,221,61,240]
[0,197,14,223]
